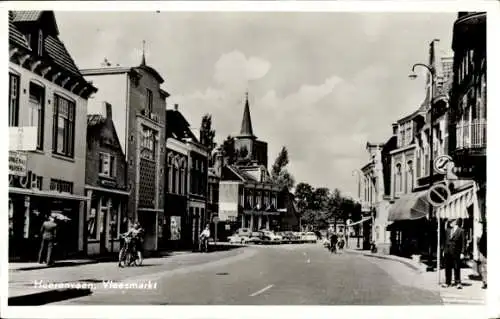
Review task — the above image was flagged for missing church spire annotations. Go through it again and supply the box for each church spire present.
[140,40,146,66]
[239,91,255,138]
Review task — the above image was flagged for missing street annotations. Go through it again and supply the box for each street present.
[49,244,442,305]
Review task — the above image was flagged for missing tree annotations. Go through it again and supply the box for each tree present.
[271,146,295,191]
[200,114,216,164]
[221,136,236,165]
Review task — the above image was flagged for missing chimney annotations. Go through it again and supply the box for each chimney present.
[103,102,112,120]
[174,104,179,111]
[392,123,398,135]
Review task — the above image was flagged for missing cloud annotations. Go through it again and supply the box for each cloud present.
[214,51,271,88]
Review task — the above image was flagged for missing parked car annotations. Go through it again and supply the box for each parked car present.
[301,232,318,243]
[261,230,282,243]
[227,228,253,244]
[281,231,300,243]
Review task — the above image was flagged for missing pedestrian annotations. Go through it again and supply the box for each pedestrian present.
[442,218,466,289]
[478,228,487,289]
[38,214,57,266]
[338,233,345,253]
[330,232,338,254]
[199,224,211,253]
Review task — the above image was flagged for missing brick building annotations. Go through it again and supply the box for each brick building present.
[81,53,169,254]
[85,102,129,256]
[8,11,97,261]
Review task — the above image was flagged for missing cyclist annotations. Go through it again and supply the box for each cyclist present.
[123,222,144,262]
[199,224,211,253]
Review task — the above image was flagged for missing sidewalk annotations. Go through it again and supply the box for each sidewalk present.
[8,247,246,305]
[345,248,486,305]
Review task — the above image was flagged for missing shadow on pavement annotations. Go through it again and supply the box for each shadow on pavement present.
[8,288,93,306]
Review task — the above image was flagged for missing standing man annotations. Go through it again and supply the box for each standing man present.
[199,224,211,253]
[442,218,466,289]
[38,214,57,266]
[478,228,487,289]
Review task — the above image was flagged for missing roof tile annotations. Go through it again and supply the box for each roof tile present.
[44,36,82,76]
[87,114,106,127]
[12,11,43,22]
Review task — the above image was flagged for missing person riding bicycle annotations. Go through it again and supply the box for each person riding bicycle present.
[124,222,144,261]
[199,224,210,253]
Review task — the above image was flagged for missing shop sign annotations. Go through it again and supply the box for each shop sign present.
[9,126,37,151]
[9,151,27,177]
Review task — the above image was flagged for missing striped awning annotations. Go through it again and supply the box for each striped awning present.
[436,181,476,220]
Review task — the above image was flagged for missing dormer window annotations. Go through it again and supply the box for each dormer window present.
[37,30,44,56]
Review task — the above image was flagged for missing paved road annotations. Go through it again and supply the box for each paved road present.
[56,244,442,305]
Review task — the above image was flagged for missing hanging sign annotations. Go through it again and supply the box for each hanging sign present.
[434,155,453,175]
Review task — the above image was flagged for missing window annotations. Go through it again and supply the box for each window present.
[52,95,75,157]
[29,83,45,150]
[140,126,157,160]
[146,89,153,114]
[99,153,115,177]
[37,30,44,56]
[256,191,262,209]
[172,159,177,194]
[180,159,185,195]
[87,201,98,240]
[395,164,402,194]
[167,155,173,193]
[9,73,20,127]
[406,161,413,193]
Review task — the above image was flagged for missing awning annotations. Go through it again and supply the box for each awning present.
[388,191,429,221]
[436,181,476,220]
[346,217,372,227]
[9,187,89,201]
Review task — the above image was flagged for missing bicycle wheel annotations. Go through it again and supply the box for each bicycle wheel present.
[125,251,132,266]
[118,247,126,267]
[135,252,143,266]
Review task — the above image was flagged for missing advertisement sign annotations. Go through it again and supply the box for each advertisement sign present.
[218,182,240,221]
[9,151,27,177]
[170,216,181,240]
[9,127,37,151]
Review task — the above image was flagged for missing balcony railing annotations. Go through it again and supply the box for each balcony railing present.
[456,119,486,149]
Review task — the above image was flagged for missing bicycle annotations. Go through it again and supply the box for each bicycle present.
[118,234,143,267]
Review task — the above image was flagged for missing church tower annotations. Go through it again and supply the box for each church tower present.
[234,92,268,167]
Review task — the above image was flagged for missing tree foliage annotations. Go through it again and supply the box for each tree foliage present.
[294,183,361,230]
[200,114,216,152]
[221,136,236,165]
[271,146,295,191]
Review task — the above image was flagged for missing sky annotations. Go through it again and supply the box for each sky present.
[54,11,456,199]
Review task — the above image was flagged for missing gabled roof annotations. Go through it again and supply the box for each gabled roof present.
[12,11,44,22]
[87,114,106,127]
[9,13,31,50]
[165,109,198,142]
[45,35,82,76]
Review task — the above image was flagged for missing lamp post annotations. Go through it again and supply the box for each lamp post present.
[352,169,362,248]
[409,56,440,284]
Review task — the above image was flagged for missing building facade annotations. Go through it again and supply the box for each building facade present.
[216,94,285,236]
[8,11,97,260]
[81,55,169,254]
[85,102,129,256]
[447,11,486,259]
[163,105,209,251]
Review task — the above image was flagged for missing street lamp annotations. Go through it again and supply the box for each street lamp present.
[409,59,440,283]
[352,169,362,248]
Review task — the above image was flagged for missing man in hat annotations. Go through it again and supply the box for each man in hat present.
[442,218,466,289]
[38,215,57,265]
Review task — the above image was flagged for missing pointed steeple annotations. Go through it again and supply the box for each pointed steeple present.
[239,91,255,138]
[140,40,146,66]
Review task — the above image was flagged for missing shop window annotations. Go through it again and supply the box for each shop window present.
[99,153,116,177]
[9,73,20,127]
[87,200,98,240]
[29,82,45,150]
[52,94,75,157]
[37,30,44,56]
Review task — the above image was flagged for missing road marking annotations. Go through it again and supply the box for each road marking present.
[250,284,274,297]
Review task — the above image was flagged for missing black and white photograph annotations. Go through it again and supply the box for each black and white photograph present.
[2,1,499,318]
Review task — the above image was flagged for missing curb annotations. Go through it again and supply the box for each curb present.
[8,288,93,306]
[345,249,428,273]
